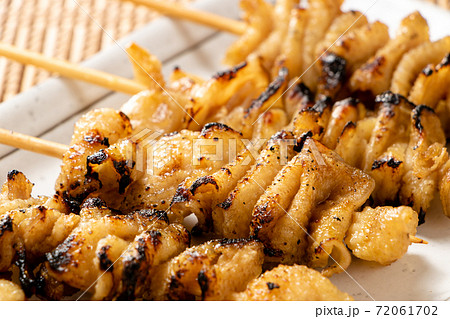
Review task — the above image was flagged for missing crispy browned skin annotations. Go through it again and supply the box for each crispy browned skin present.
[225,67,289,139]
[120,123,246,215]
[315,10,368,58]
[0,170,46,216]
[224,0,274,66]
[350,12,429,96]
[251,138,374,275]
[408,54,450,109]
[272,7,307,80]
[327,21,389,75]
[391,36,450,96]
[55,108,132,213]
[335,92,447,219]
[233,264,353,301]
[120,89,188,134]
[248,0,298,72]
[346,206,418,265]
[58,120,246,215]
[0,171,79,273]
[284,82,315,120]
[400,104,448,219]
[45,200,189,300]
[213,131,300,238]
[289,95,332,139]
[170,146,256,233]
[183,60,269,131]
[322,97,365,149]
[301,0,343,90]
[150,239,264,301]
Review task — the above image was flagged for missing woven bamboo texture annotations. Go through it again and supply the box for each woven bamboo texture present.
[0,0,448,102]
[0,0,191,102]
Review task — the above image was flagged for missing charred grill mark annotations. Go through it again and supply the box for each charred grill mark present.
[137,209,169,224]
[217,238,252,247]
[314,238,337,256]
[412,104,435,133]
[263,246,283,257]
[422,65,434,76]
[168,270,197,301]
[314,244,324,255]
[147,230,162,248]
[222,167,232,176]
[375,91,401,105]
[342,121,356,133]
[0,215,13,237]
[6,169,20,181]
[120,257,141,300]
[120,237,148,300]
[294,131,313,153]
[169,274,181,290]
[311,95,332,113]
[118,111,131,125]
[337,97,359,108]
[46,234,78,272]
[190,176,219,195]
[97,245,113,272]
[113,160,131,175]
[120,228,169,300]
[271,130,293,141]
[113,160,132,194]
[197,269,209,300]
[375,91,415,114]
[245,67,288,115]
[218,192,235,210]
[58,190,96,214]
[200,122,238,137]
[136,237,147,260]
[437,53,450,69]
[287,82,314,102]
[213,61,247,80]
[319,53,347,91]
[69,181,81,190]
[15,247,36,298]
[418,208,426,226]
[87,150,108,166]
[82,197,107,209]
[266,282,280,290]
[251,202,272,238]
[171,185,191,204]
[83,135,110,147]
[371,158,403,170]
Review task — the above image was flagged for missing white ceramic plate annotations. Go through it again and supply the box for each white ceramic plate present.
[0,0,449,301]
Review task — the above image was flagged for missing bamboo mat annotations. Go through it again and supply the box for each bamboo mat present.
[0,0,448,103]
[0,0,191,102]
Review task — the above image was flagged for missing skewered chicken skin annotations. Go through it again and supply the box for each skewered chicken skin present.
[233,264,353,301]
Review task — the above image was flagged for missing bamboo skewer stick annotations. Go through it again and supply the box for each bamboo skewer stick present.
[0,128,68,159]
[119,0,246,35]
[0,43,148,95]
[410,235,428,244]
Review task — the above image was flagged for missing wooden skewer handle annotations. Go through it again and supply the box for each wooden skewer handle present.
[0,43,147,95]
[121,0,246,35]
[0,128,68,159]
